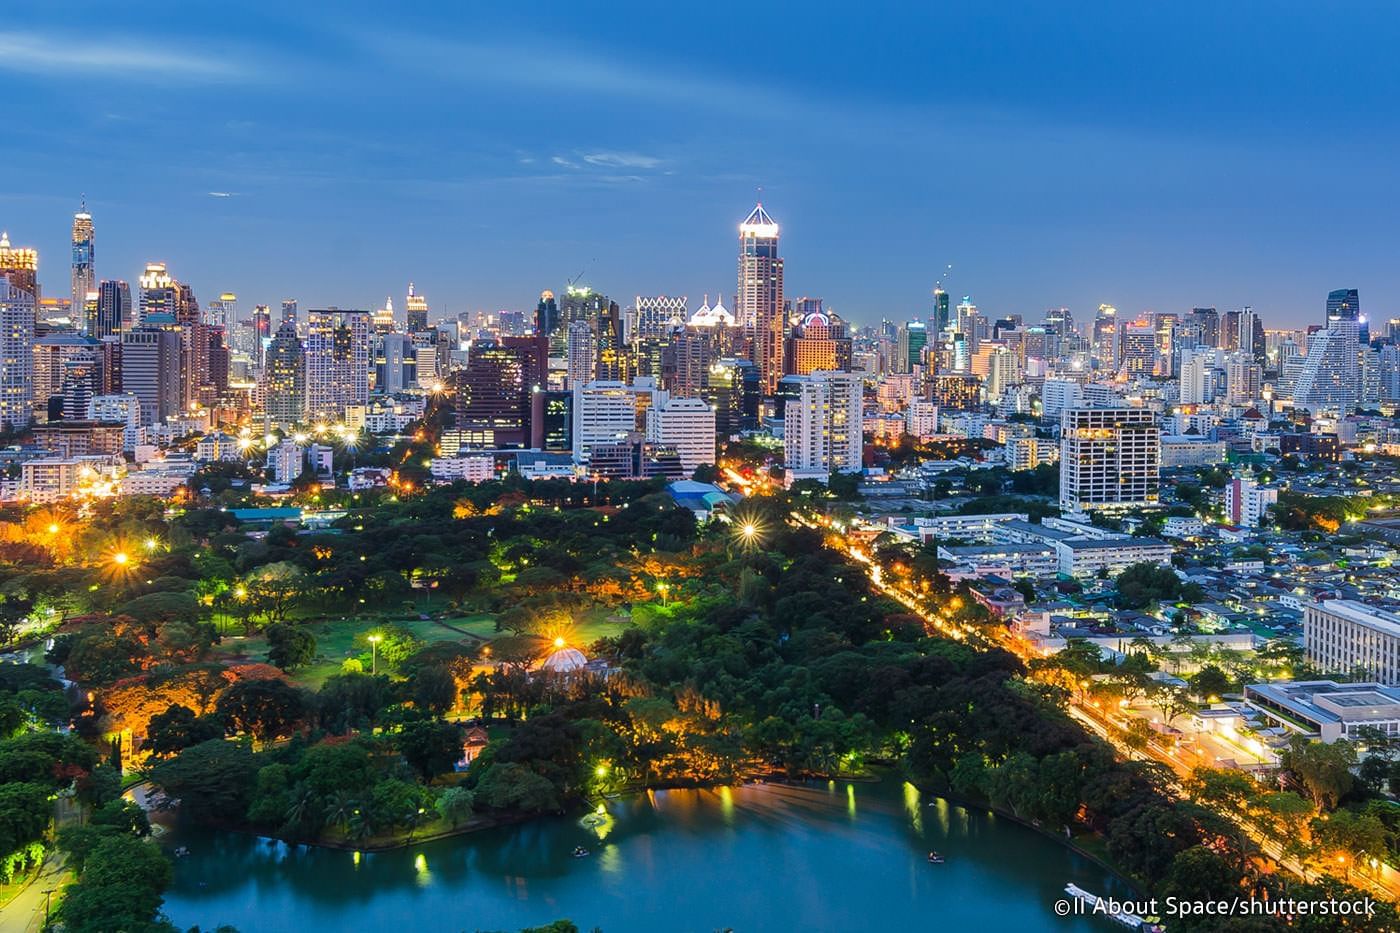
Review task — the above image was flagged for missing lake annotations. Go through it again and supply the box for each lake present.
[162,780,1129,932]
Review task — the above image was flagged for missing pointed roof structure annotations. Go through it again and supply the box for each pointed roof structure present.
[739,202,779,238]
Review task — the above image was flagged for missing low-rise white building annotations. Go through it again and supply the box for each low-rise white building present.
[1056,536,1174,577]
[430,455,494,483]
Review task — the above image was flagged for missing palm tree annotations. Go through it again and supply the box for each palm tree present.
[323,791,357,833]
[283,783,318,836]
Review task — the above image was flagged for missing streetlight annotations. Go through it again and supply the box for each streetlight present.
[657,581,669,607]
[368,634,382,675]
[112,551,129,566]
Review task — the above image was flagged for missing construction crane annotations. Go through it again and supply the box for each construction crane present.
[566,263,596,293]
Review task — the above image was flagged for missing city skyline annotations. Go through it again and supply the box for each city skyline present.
[0,199,1386,333]
[5,3,1400,326]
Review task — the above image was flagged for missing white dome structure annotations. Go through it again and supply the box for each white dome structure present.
[690,292,735,327]
[540,646,588,673]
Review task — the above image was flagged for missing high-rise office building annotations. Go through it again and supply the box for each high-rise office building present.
[646,397,717,474]
[34,334,101,415]
[1188,307,1220,347]
[572,381,655,465]
[632,295,688,342]
[1178,348,1217,405]
[736,204,785,394]
[1327,288,1360,324]
[787,310,851,376]
[1059,406,1160,514]
[305,309,370,421]
[281,298,298,327]
[1119,319,1157,374]
[661,328,713,399]
[252,305,272,368]
[932,287,951,334]
[594,297,627,382]
[703,357,760,438]
[783,370,863,482]
[204,293,237,328]
[372,298,396,335]
[405,284,429,334]
[71,204,94,316]
[374,333,415,394]
[896,321,928,374]
[263,323,306,428]
[120,324,182,425]
[451,338,545,449]
[536,290,560,338]
[1092,304,1118,370]
[0,279,36,431]
[565,320,595,389]
[1226,357,1263,405]
[137,262,177,323]
[92,280,130,340]
[0,233,39,299]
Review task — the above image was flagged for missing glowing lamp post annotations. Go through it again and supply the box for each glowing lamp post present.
[368,634,382,675]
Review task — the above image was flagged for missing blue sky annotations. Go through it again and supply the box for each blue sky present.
[3,1,1399,329]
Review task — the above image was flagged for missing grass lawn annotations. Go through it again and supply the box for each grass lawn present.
[213,616,476,689]
[213,602,642,688]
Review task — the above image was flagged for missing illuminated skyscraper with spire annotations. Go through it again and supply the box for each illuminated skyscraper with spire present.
[736,203,784,394]
[405,283,428,334]
[71,202,94,316]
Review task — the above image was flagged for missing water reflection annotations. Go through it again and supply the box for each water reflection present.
[164,781,1127,933]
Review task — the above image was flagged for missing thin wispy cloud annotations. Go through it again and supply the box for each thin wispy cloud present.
[582,152,663,170]
[207,191,240,198]
[0,31,248,81]
[352,31,798,117]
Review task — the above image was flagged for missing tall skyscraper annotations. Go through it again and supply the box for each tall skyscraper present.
[896,321,928,374]
[281,298,298,327]
[566,320,595,389]
[0,233,39,299]
[120,324,182,425]
[1326,288,1360,324]
[1294,289,1362,413]
[783,370,863,482]
[263,323,306,428]
[1188,307,1220,347]
[204,292,237,328]
[372,298,396,335]
[736,203,784,395]
[1092,304,1118,370]
[1059,406,1160,514]
[451,339,544,448]
[405,284,429,334]
[0,279,35,431]
[932,287,951,334]
[137,262,177,323]
[594,298,627,382]
[252,305,272,368]
[71,203,94,315]
[536,290,560,338]
[91,280,131,340]
[305,309,370,421]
